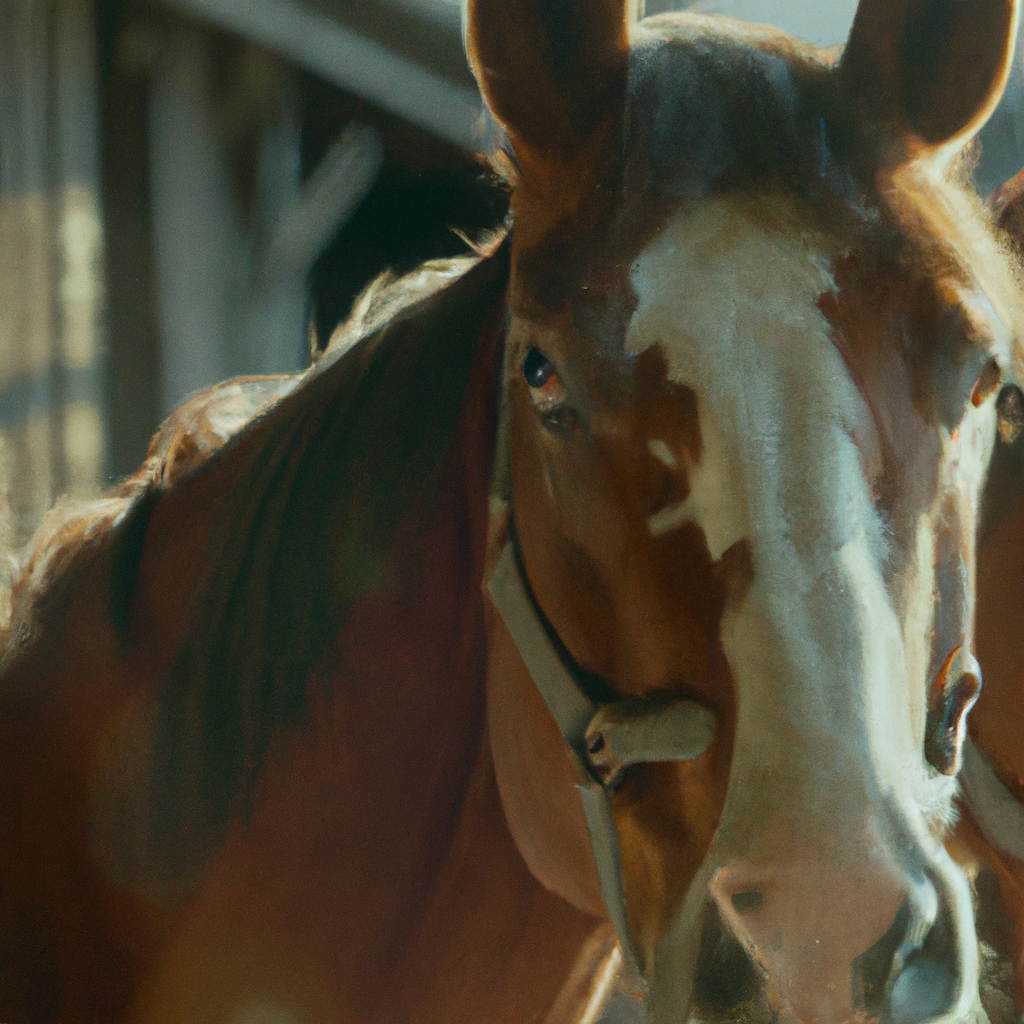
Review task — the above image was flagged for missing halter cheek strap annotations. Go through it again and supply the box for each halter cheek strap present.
[960,738,1024,863]
[486,541,716,983]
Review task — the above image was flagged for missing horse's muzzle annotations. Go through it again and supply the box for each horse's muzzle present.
[681,898,990,1024]
[669,874,990,1024]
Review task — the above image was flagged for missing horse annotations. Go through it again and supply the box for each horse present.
[6,0,1024,1021]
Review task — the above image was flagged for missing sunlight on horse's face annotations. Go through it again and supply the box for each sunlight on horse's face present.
[507,178,1012,1021]
[470,0,1024,1020]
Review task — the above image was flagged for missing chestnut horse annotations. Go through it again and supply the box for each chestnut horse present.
[7,0,1024,1021]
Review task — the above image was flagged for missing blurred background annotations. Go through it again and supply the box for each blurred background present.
[1,0,1023,554]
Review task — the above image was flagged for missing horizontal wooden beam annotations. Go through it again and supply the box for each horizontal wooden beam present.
[160,0,482,149]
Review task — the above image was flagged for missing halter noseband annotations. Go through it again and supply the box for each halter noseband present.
[488,532,1024,995]
[487,537,716,982]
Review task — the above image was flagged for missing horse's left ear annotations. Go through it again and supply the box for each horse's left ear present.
[465,0,629,169]
[839,0,1019,153]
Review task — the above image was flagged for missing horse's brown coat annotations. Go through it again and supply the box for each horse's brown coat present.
[0,246,611,1024]
[5,2,1024,1022]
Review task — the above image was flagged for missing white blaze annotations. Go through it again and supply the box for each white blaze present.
[626,193,925,806]
[625,195,976,1023]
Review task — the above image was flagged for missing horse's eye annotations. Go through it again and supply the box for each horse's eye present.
[524,347,555,388]
[522,347,569,422]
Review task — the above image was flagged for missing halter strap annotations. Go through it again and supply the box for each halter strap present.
[961,738,1024,863]
[486,539,716,982]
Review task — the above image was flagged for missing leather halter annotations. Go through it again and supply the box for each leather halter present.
[961,738,1024,864]
[487,529,1024,987]
[487,536,716,981]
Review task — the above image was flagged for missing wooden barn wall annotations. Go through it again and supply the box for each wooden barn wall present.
[0,0,107,560]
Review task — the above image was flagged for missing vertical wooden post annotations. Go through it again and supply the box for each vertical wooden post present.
[0,0,107,562]
[53,0,107,502]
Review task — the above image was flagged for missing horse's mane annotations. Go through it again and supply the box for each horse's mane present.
[5,245,505,639]
[2,237,510,882]
[4,376,299,642]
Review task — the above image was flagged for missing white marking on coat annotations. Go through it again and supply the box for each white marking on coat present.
[626,196,961,969]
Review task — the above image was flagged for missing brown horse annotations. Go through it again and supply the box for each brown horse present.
[6,0,1024,1021]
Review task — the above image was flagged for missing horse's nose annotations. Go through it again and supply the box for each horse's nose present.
[710,855,959,1024]
[852,903,961,1024]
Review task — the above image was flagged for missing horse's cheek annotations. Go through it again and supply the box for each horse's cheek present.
[483,596,606,918]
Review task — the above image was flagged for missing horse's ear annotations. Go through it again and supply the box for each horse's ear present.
[465,0,629,166]
[839,0,1019,152]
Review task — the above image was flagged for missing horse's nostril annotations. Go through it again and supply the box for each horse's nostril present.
[854,895,961,1024]
[730,890,764,913]
[888,957,958,1024]
[925,647,982,775]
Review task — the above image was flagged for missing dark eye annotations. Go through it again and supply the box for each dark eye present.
[521,347,571,425]
[524,347,555,388]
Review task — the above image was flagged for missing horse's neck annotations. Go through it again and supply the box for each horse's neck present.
[0,245,609,1023]
[138,581,598,1024]
[133,313,599,1022]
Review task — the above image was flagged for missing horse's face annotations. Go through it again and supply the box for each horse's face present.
[470,1,1024,1022]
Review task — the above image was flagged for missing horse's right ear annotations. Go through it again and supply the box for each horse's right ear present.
[839,0,1018,155]
[465,0,629,169]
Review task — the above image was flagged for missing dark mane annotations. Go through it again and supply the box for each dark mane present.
[145,238,510,870]
[1,240,510,883]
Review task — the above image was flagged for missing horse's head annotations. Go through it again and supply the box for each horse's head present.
[470,0,1024,1021]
